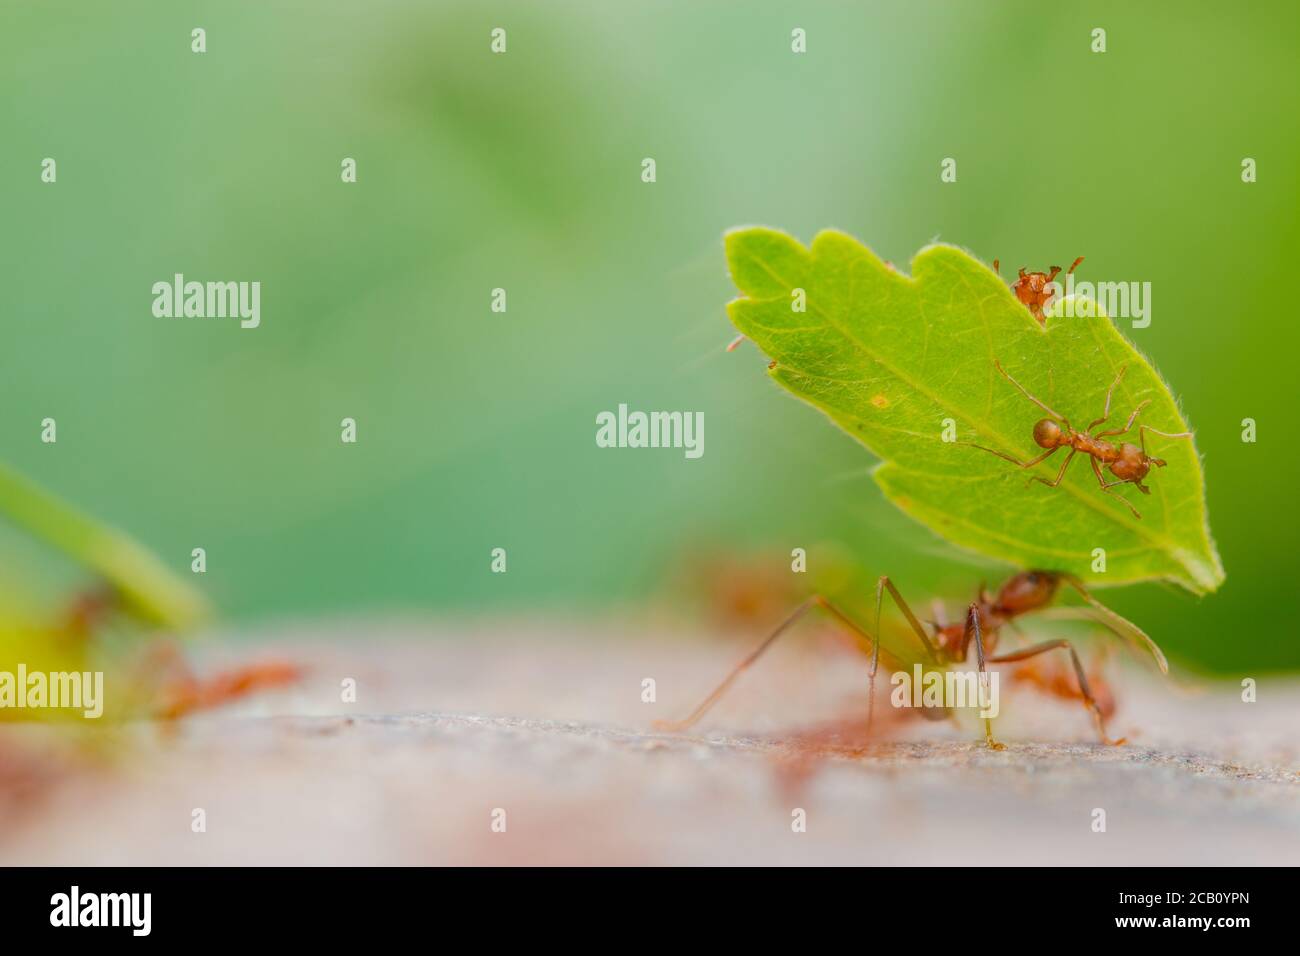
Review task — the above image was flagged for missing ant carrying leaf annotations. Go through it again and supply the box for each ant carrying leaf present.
[658,570,1166,749]
[707,228,1220,748]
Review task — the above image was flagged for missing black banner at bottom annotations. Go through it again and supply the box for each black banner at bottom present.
[0,866,1273,941]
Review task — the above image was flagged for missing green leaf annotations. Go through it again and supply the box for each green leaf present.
[724,227,1224,595]
[0,461,209,630]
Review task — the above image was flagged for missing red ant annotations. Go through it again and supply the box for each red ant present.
[658,570,1166,750]
[56,587,301,720]
[963,360,1193,520]
[993,257,1084,324]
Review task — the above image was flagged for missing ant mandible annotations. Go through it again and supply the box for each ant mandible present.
[993,257,1084,324]
[962,360,1193,520]
[657,570,1166,749]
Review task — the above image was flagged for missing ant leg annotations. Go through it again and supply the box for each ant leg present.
[1089,457,1142,519]
[959,441,1059,470]
[655,595,894,733]
[1138,424,1194,454]
[958,604,1005,750]
[1097,400,1151,438]
[1029,447,1077,488]
[877,576,941,664]
[155,660,302,720]
[1066,256,1085,275]
[990,640,1125,745]
[993,360,1070,425]
[866,577,941,731]
[1087,365,1128,430]
[992,259,1000,275]
[868,572,951,728]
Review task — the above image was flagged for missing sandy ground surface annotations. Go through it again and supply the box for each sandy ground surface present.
[1,617,1296,865]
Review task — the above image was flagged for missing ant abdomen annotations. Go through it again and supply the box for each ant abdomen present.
[1108,444,1150,482]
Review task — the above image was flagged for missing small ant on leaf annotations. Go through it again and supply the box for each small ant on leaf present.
[993,256,1084,324]
[962,360,1193,520]
[657,570,1165,749]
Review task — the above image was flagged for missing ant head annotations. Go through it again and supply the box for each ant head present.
[996,571,1061,616]
[1033,419,1062,448]
[1022,271,1048,292]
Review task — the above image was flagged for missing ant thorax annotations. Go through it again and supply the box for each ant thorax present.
[1072,432,1118,461]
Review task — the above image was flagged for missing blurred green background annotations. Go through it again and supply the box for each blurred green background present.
[2,1,1296,672]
